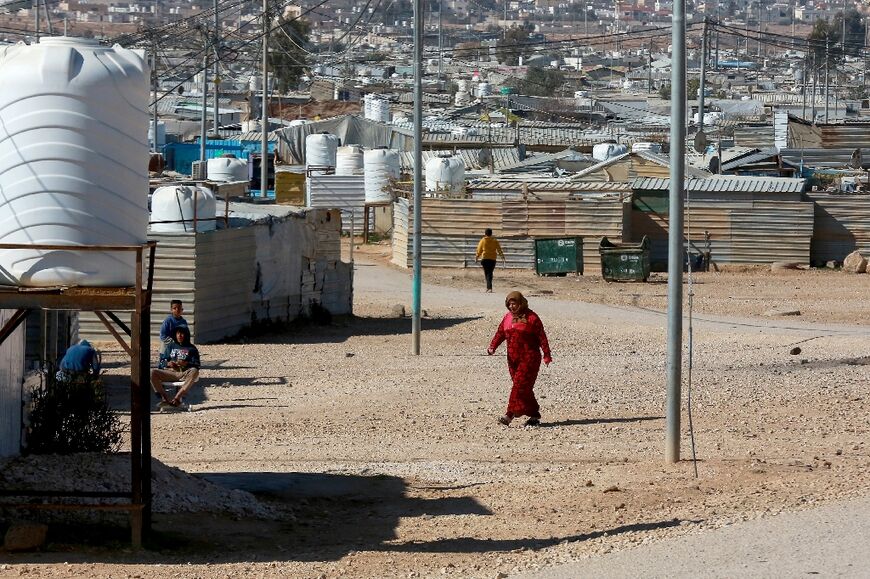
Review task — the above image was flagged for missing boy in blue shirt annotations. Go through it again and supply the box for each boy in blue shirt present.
[57,340,101,383]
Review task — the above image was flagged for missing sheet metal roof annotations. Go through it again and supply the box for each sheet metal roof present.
[632,176,807,193]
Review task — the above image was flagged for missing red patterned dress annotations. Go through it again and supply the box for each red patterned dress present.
[489,310,552,419]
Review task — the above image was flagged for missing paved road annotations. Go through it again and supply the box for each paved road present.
[514,496,870,578]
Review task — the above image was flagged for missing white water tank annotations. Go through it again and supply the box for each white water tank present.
[364,148,400,203]
[592,143,628,161]
[457,79,469,92]
[425,156,465,193]
[207,156,248,182]
[305,132,339,173]
[242,119,261,132]
[364,94,390,123]
[336,145,364,175]
[476,82,492,98]
[149,120,166,149]
[150,186,216,233]
[0,38,148,287]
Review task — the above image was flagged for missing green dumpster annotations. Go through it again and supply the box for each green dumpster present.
[599,236,651,282]
[534,237,583,276]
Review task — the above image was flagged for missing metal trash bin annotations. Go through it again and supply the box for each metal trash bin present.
[599,235,651,282]
[534,237,583,276]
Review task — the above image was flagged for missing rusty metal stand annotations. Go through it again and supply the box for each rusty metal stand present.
[0,242,156,548]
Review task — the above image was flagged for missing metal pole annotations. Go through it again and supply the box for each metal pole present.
[811,50,817,122]
[261,0,270,197]
[584,8,588,37]
[824,39,829,124]
[648,38,652,93]
[802,54,807,120]
[411,0,423,355]
[666,0,686,464]
[437,0,443,82]
[698,19,707,136]
[214,0,220,135]
[200,50,207,164]
[34,0,39,41]
[151,40,159,153]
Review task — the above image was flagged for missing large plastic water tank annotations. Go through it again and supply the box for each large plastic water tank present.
[150,186,216,233]
[476,82,492,98]
[149,120,166,149]
[207,156,248,182]
[0,38,149,287]
[336,145,364,175]
[457,79,469,92]
[592,143,628,162]
[425,156,465,193]
[305,132,339,173]
[364,148,400,203]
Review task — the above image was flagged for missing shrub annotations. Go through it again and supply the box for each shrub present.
[26,371,122,455]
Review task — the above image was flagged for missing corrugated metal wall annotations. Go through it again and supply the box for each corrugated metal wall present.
[808,193,870,263]
[0,309,25,457]
[80,209,351,345]
[632,198,814,267]
[392,197,630,274]
[307,175,366,233]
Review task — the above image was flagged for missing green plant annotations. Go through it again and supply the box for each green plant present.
[27,371,122,455]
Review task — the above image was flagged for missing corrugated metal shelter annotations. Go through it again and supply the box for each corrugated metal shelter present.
[631,177,812,267]
[787,116,870,149]
[0,309,25,457]
[391,196,631,274]
[807,193,870,264]
[80,208,351,345]
[307,175,366,233]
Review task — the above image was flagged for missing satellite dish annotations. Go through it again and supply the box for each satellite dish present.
[693,131,708,154]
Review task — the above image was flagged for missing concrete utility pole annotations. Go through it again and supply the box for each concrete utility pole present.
[802,54,808,120]
[666,0,686,464]
[648,38,652,93]
[411,0,423,355]
[213,0,220,135]
[261,0,270,197]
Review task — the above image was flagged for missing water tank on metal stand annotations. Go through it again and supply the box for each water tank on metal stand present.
[0,38,149,287]
[425,156,466,193]
[150,186,217,233]
[336,145,365,175]
[364,148,400,203]
[305,132,339,174]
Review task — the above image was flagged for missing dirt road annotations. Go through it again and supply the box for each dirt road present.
[3,253,869,578]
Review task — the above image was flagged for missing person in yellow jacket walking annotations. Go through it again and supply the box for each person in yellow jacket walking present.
[475,228,506,292]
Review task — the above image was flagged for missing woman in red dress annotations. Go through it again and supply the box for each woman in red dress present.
[487,291,552,426]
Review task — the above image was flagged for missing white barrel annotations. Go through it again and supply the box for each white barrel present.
[150,186,216,233]
[425,156,465,193]
[364,148,400,203]
[476,82,492,97]
[457,79,469,92]
[305,132,339,173]
[207,156,248,182]
[336,145,364,175]
[0,38,148,287]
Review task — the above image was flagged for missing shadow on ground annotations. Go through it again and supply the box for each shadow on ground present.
[541,416,664,428]
[0,470,690,566]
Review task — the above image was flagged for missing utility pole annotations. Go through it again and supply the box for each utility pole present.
[666,0,686,464]
[824,38,830,123]
[437,0,443,82]
[34,0,39,41]
[200,49,208,164]
[802,53,807,120]
[811,50,817,122]
[151,39,159,152]
[261,0,270,197]
[213,0,220,135]
[412,0,423,355]
[648,37,652,93]
[698,19,707,136]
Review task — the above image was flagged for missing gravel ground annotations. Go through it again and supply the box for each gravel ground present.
[2,242,869,578]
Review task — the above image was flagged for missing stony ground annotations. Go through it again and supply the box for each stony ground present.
[2,242,869,578]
